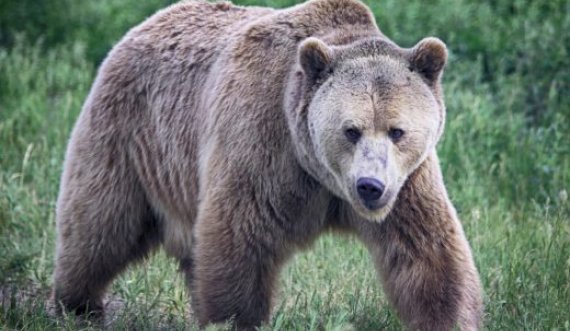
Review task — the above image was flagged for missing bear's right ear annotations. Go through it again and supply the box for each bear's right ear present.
[298,38,332,82]
[408,37,448,84]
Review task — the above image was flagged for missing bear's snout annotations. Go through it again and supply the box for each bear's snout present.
[356,177,385,208]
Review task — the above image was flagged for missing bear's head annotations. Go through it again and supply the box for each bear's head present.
[285,36,447,221]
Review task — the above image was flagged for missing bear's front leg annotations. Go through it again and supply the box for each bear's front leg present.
[354,152,483,331]
[191,187,286,329]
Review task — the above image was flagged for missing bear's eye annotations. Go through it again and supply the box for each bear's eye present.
[388,128,405,142]
[344,128,362,144]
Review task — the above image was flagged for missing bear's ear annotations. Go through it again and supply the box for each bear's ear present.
[298,37,332,82]
[408,37,448,84]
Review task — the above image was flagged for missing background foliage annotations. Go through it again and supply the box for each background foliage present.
[0,0,568,330]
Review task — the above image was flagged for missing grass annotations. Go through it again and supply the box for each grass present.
[0,0,569,330]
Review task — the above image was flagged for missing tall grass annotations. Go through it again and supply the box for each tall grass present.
[1,0,569,330]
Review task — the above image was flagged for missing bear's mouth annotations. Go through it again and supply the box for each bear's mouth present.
[351,190,395,222]
[361,193,391,211]
[362,199,385,210]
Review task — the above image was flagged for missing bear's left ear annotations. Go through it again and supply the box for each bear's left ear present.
[298,37,332,82]
[408,37,448,84]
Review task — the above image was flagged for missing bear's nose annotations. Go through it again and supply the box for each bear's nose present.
[356,177,385,202]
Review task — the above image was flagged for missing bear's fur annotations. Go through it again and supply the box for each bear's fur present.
[52,0,483,329]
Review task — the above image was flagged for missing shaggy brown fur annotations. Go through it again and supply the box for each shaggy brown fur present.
[52,0,483,329]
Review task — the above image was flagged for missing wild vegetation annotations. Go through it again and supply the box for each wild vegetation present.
[1,0,568,329]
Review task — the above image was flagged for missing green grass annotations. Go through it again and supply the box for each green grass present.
[1,0,569,330]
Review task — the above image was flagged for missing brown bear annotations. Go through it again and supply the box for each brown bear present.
[52,0,483,330]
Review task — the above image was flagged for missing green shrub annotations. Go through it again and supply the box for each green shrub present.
[0,0,177,63]
[0,38,92,283]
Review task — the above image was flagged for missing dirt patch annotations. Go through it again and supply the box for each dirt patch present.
[0,282,191,329]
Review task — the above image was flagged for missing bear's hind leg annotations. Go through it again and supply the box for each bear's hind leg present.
[52,150,161,316]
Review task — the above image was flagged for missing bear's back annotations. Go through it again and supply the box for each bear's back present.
[77,0,381,226]
[71,2,275,223]
[123,1,274,62]
[95,1,274,111]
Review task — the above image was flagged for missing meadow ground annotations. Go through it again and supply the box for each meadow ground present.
[0,0,569,330]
